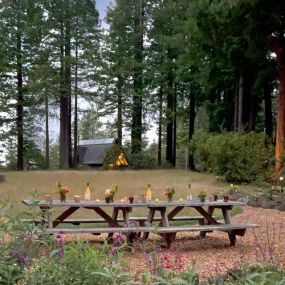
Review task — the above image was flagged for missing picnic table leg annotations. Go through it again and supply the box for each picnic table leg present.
[122,208,130,225]
[160,207,176,248]
[165,233,176,249]
[222,208,236,246]
[108,208,119,239]
[143,208,155,240]
[199,206,215,238]
[160,208,169,227]
[53,207,80,228]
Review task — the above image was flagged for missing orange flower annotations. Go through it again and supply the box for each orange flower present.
[62,187,70,194]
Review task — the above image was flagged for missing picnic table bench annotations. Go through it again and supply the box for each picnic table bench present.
[22,199,258,248]
[21,215,207,225]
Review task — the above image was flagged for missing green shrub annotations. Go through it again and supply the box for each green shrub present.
[23,239,127,285]
[128,151,157,169]
[190,131,274,183]
[0,242,23,285]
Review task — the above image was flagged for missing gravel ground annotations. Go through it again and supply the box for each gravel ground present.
[62,206,285,279]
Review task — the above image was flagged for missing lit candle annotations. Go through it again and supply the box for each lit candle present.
[74,195,81,202]
[155,198,159,202]
[120,198,124,202]
[44,195,52,202]
[179,198,184,201]
[96,198,100,202]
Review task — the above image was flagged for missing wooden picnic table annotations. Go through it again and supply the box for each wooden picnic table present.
[22,199,258,248]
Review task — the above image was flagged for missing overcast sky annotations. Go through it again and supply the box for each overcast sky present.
[96,0,112,21]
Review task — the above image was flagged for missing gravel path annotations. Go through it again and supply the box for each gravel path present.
[62,206,285,279]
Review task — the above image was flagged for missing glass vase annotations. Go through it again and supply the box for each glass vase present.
[60,192,66,203]
[168,197,173,203]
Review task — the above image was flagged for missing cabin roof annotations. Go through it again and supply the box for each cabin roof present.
[79,138,116,146]
[78,138,119,165]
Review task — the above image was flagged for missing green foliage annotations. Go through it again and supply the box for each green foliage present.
[24,241,111,285]
[191,131,274,183]
[225,264,285,285]
[128,151,156,169]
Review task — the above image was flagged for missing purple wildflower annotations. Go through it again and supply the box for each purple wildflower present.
[55,233,64,258]
[109,232,126,256]
[12,249,29,265]
[112,233,126,247]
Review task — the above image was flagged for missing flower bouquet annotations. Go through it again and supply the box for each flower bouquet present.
[164,186,175,202]
[198,190,207,203]
[56,182,70,202]
[105,185,118,203]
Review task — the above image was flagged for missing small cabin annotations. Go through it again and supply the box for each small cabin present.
[78,138,128,168]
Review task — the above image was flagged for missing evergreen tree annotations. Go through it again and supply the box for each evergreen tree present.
[0,0,45,170]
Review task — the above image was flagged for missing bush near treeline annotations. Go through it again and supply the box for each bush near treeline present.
[190,131,274,183]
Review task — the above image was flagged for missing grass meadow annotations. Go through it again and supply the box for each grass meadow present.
[0,169,244,220]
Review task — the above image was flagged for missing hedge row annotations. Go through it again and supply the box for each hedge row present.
[190,131,274,183]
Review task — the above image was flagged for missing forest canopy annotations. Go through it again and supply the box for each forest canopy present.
[0,0,284,179]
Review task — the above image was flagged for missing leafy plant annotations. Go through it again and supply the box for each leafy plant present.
[190,131,274,183]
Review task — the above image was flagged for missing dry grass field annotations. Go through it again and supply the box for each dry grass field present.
[0,169,236,218]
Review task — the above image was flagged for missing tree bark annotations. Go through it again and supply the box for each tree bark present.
[188,91,196,170]
[73,25,79,168]
[59,18,69,169]
[45,93,49,169]
[172,83,177,167]
[275,46,285,172]
[131,0,144,154]
[248,94,256,131]
[65,3,72,168]
[117,75,123,145]
[16,16,24,170]
[238,74,244,131]
[166,71,174,164]
[233,83,239,132]
[158,85,163,165]
[264,79,273,137]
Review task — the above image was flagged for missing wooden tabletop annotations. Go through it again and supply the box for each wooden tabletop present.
[22,199,247,207]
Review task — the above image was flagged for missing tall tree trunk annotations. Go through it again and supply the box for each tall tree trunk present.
[238,74,244,131]
[166,71,173,164]
[248,94,256,131]
[275,46,285,172]
[59,19,69,169]
[264,79,273,137]
[117,75,123,145]
[188,91,196,170]
[172,83,177,167]
[45,93,49,169]
[233,83,239,132]
[158,85,163,165]
[73,27,79,168]
[131,1,144,154]
[16,18,24,170]
[65,3,72,168]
